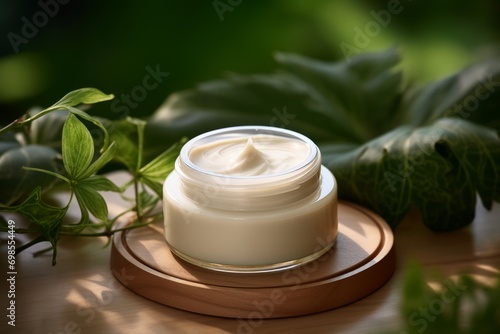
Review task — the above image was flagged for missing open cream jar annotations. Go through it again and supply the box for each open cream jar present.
[163,126,338,273]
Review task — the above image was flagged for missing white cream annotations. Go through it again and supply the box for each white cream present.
[163,126,338,273]
[188,136,310,176]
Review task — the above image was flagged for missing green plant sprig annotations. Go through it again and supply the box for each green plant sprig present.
[0,88,184,265]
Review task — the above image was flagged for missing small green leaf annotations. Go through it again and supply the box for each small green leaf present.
[79,142,116,179]
[50,88,114,109]
[140,177,163,198]
[78,175,121,192]
[62,114,94,179]
[138,190,159,209]
[140,138,186,182]
[74,185,108,222]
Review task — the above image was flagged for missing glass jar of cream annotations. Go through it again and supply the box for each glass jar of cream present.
[163,126,338,273]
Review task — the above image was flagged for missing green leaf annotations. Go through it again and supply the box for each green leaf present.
[107,118,141,171]
[148,48,403,148]
[137,138,185,198]
[0,187,66,265]
[62,114,94,180]
[67,106,110,150]
[50,87,114,109]
[148,49,500,231]
[78,175,121,192]
[403,59,500,131]
[74,184,109,222]
[323,118,500,230]
[140,177,163,198]
[0,88,113,136]
[79,142,116,179]
[274,48,403,141]
[140,137,185,182]
[138,190,159,209]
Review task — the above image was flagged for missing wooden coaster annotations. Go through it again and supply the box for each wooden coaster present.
[110,202,396,318]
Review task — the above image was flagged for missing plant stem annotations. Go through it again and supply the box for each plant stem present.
[59,219,156,237]
[0,106,60,135]
[15,235,46,255]
[134,120,146,220]
[134,176,142,220]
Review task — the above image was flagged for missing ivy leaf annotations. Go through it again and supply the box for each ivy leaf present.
[148,49,500,231]
[0,187,66,265]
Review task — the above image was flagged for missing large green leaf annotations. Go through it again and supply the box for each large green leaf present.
[403,59,500,130]
[148,48,403,147]
[148,49,500,231]
[0,144,62,205]
[322,118,500,230]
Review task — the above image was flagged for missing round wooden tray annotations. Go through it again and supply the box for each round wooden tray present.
[110,202,396,318]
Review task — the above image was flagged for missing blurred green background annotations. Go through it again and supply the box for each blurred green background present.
[1,0,499,124]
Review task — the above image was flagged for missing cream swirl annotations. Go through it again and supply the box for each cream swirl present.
[188,135,310,176]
